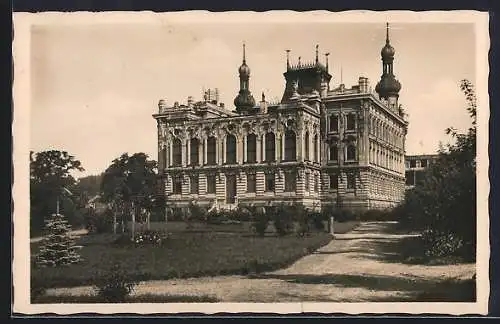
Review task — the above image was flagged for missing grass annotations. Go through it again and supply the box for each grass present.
[31,221,360,289]
[33,293,219,303]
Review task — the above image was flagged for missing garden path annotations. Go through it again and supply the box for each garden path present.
[46,222,475,302]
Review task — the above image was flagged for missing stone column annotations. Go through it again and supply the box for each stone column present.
[280,133,285,161]
[181,139,187,167]
[169,142,173,167]
[243,135,247,163]
[198,140,203,166]
[186,139,191,166]
[261,134,266,162]
[222,136,226,164]
[297,132,303,162]
[256,136,262,162]
[203,138,207,165]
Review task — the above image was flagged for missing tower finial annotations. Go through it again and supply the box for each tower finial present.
[315,44,319,64]
[243,42,246,64]
[386,22,390,44]
[286,49,291,69]
[340,65,343,84]
[325,52,330,72]
[298,56,302,67]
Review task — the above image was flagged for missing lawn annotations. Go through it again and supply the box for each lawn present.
[31,221,359,289]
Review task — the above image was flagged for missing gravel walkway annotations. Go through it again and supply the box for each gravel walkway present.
[46,222,475,302]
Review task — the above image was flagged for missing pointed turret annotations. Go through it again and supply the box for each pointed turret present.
[375,23,402,109]
[234,42,256,114]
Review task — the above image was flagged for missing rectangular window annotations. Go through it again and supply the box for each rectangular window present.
[346,114,356,131]
[329,174,338,189]
[305,173,310,192]
[421,159,428,168]
[173,176,183,194]
[265,173,275,192]
[207,174,216,194]
[329,115,339,132]
[190,176,199,194]
[284,172,296,192]
[409,160,416,168]
[347,173,356,189]
[314,174,319,192]
[247,173,256,193]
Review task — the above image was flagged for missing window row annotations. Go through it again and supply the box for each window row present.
[328,113,357,132]
[328,143,357,162]
[327,173,356,190]
[369,118,403,147]
[167,130,322,167]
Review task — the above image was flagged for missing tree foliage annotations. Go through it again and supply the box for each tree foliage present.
[399,79,476,260]
[30,150,85,236]
[35,213,83,267]
[100,153,158,225]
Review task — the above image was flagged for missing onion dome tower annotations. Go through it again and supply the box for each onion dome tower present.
[234,43,256,114]
[375,23,402,110]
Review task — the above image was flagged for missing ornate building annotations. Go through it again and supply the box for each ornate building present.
[153,24,408,212]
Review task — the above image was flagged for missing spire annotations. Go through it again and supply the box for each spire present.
[315,44,319,64]
[325,53,330,72]
[286,49,291,69]
[243,42,246,64]
[386,22,390,44]
[298,56,302,67]
[340,66,343,84]
[261,91,265,102]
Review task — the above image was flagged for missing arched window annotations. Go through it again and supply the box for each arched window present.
[190,138,199,166]
[172,138,182,166]
[159,145,166,170]
[246,133,257,163]
[304,131,310,161]
[284,130,296,161]
[226,134,237,164]
[346,143,356,161]
[265,132,275,162]
[207,136,217,165]
[314,134,319,162]
[329,144,338,161]
[329,114,339,132]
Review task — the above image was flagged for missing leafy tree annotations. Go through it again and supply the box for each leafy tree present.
[35,212,83,267]
[30,150,85,236]
[399,79,476,260]
[100,153,158,233]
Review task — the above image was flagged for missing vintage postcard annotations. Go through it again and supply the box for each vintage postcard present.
[13,10,490,315]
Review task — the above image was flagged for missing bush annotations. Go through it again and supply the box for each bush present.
[272,205,294,236]
[251,209,269,237]
[332,209,357,222]
[310,212,326,231]
[421,229,464,258]
[133,230,165,247]
[360,209,397,221]
[92,263,139,302]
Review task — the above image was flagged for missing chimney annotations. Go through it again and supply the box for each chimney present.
[187,96,194,107]
[158,99,167,112]
[358,77,369,93]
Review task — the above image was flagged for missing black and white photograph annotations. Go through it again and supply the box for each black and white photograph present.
[13,10,489,315]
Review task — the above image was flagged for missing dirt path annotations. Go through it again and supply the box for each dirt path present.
[46,222,475,302]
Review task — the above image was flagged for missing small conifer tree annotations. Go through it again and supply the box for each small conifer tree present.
[35,213,83,267]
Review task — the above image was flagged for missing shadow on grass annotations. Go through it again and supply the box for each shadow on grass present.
[33,293,219,304]
[247,273,475,302]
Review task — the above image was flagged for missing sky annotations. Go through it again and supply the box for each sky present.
[30,18,477,178]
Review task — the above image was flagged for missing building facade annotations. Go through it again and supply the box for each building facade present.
[153,24,408,212]
[404,154,439,190]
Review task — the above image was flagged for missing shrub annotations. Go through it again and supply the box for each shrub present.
[332,209,357,222]
[421,229,464,258]
[133,230,164,247]
[92,263,139,302]
[251,209,269,237]
[310,212,326,231]
[272,205,294,236]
